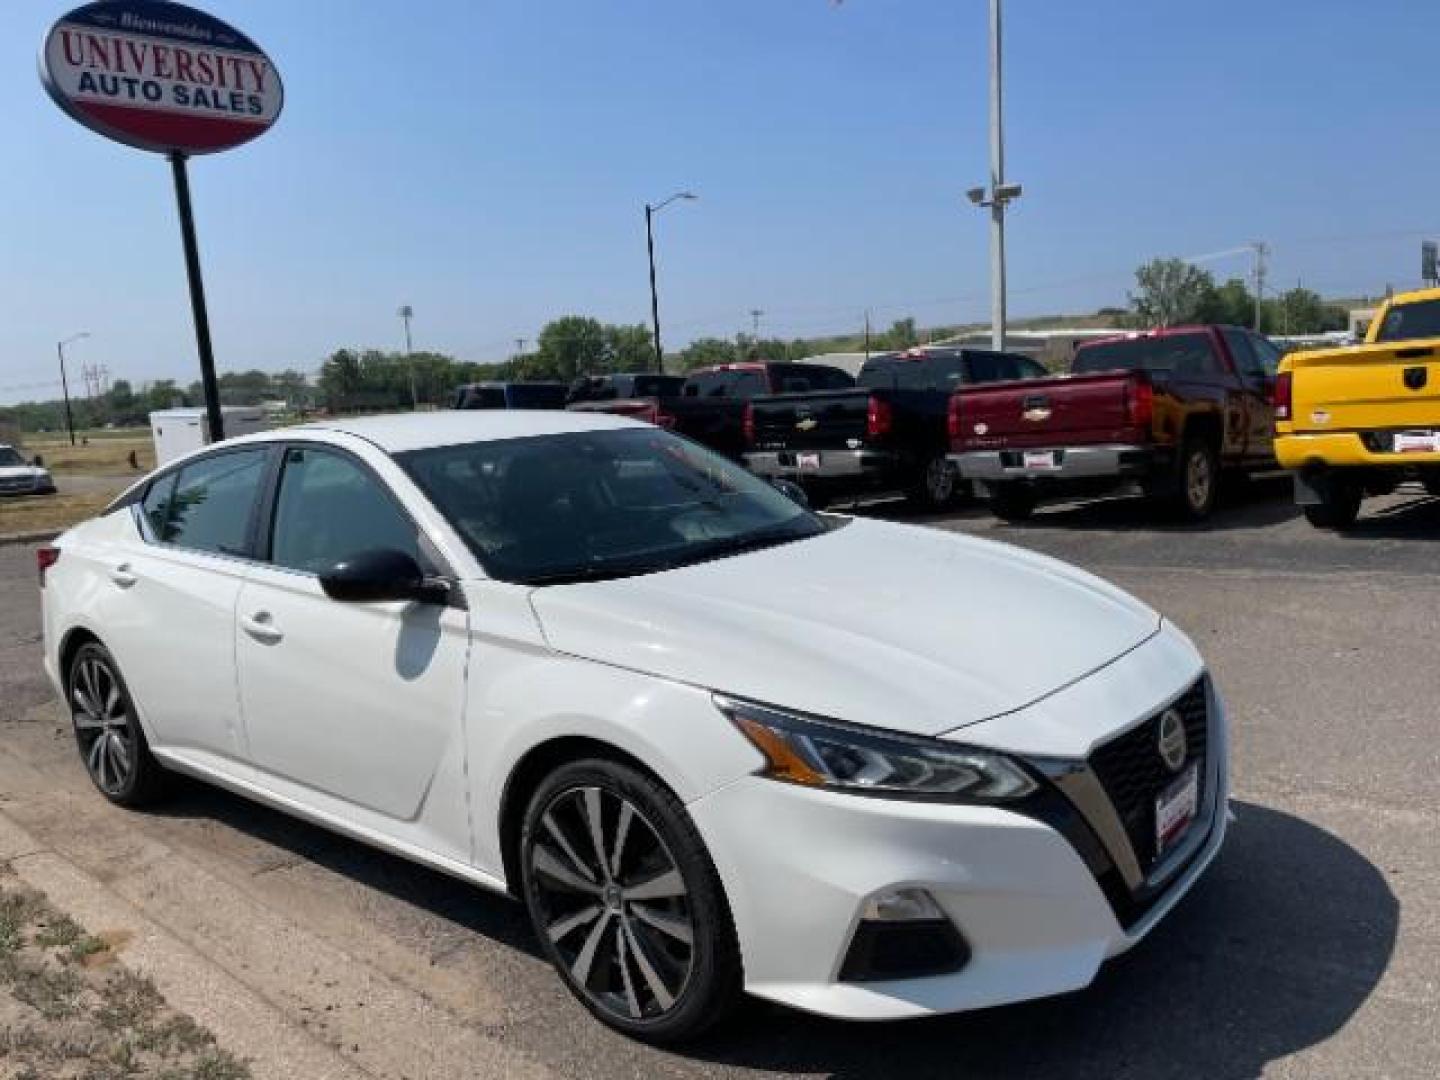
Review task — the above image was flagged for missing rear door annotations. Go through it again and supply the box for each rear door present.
[96,445,273,764]
[233,442,471,836]
[1221,329,1279,462]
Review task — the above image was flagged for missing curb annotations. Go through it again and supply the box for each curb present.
[0,529,59,548]
[0,810,367,1080]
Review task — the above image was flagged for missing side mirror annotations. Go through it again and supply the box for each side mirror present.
[770,478,810,508]
[31,454,44,468]
[319,548,449,605]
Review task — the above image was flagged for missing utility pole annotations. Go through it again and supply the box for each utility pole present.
[967,0,1022,351]
[514,338,527,356]
[644,192,697,374]
[864,309,872,361]
[750,309,764,338]
[398,304,416,408]
[56,332,88,447]
[1251,242,1269,332]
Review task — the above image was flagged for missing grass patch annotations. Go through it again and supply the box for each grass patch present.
[30,438,155,478]
[0,489,118,535]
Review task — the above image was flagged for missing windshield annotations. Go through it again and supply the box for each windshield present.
[0,447,25,467]
[1375,299,1440,343]
[398,427,826,585]
[1073,333,1216,376]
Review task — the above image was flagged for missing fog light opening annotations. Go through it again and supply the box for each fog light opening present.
[839,888,970,983]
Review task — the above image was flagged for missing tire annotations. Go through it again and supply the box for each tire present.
[1303,483,1362,529]
[519,758,742,1043]
[907,455,958,510]
[1170,436,1219,521]
[1423,474,1440,498]
[67,642,168,808]
[989,483,1037,522]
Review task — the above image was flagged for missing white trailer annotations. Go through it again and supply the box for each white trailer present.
[149,407,268,466]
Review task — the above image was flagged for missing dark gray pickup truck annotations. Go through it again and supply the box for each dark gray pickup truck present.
[742,347,1044,508]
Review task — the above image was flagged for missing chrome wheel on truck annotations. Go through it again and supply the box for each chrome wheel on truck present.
[520,759,741,1042]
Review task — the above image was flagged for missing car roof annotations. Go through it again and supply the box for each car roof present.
[1385,286,1440,307]
[290,409,645,454]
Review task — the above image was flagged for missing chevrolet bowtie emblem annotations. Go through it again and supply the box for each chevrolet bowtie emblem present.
[796,417,818,431]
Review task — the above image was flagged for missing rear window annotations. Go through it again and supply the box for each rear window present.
[1073,333,1219,376]
[1375,299,1440,343]
[507,384,569,409]
[768,364,854,393]
[457,386,508,409]
[966,352,1043,383]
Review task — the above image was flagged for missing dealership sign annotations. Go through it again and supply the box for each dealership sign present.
[40,0,283,155]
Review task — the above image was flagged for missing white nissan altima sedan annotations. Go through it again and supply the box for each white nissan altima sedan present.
[40,411,1227,1041]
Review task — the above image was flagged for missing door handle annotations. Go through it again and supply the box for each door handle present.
[240,611,284,645]
[109,563,137,589]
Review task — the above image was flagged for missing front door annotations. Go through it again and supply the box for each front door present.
[234,444,470,829]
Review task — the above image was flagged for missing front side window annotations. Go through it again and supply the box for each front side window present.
[0,447,24,467]
[269,446,422,574]
[399,428,826,585]
[161,449,269,557]
[507,384,569,409]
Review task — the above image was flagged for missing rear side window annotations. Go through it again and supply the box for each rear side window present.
[1073,333,1219,377]
[269,447,422,574]
[1375,299,1440,343]
[507,384,568,409]
[162,449,269,557]
[683,371,728,397]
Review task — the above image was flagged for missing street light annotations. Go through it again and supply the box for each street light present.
[56,331,89,446]
[966,0,1022,351]
[397,304,417,409]
[645,191,697,373]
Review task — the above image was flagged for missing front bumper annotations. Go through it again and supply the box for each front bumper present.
[950,444,1155,483]
[689,673,1228,1021]
[744,449,899,481]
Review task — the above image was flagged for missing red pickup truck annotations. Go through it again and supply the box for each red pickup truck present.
[948,325,1282,521]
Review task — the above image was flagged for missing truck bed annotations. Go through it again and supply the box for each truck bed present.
[950,372,1150,450]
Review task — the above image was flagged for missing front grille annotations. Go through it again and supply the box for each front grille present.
[0,477,36,494]
[1088,678,1208,873]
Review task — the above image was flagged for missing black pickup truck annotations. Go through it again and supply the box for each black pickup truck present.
[569,361,854,460]
[743,347,1045,507]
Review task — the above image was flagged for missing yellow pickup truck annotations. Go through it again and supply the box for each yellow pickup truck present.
[1276,286,1440,527]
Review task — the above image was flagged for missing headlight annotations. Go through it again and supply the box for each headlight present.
[718,696,1037,801]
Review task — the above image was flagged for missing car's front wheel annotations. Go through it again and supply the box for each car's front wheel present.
[519,758,742,1043]
[67,641,167,807]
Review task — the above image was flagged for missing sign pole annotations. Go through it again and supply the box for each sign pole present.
[168,151,225,442]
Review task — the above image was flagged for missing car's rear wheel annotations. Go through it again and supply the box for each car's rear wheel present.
[1303,482,1363,529]
[907,455,958,509]
[1423,474,1440,498]
[989,483,1037,522]
[67,642,167,807]
[519,758,742,1043]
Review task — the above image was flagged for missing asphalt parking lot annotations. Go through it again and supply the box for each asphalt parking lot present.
[1,478,1436,1079]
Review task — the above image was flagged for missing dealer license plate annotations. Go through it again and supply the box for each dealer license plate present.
[1394,430,1440,454]
[1154,764,1199,856]
[1022,450,1059,471]
[796,452,822,471]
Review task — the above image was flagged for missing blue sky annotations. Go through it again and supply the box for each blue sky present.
[5,0,1440,401]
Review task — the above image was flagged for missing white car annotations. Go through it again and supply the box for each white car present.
[39,411,1227,1041]
[0,444,57,497]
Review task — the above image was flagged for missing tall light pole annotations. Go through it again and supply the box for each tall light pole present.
[397,304,417,409]
[967,0,1022,351]
[56,331,89,446]
[645,191,697,373]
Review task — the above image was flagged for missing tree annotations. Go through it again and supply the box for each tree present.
[677,337,737,371]
[605,323,655,372]
[882,317,919,349]
[1129,258,1216,328]
[1272,287,1345,335]
[1196,277,1256,328]
[535,316,611,381]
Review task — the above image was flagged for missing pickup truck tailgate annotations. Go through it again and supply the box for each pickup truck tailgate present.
[1286,340,1440,431]
[954,373,1141,449]
[748,389,871,450]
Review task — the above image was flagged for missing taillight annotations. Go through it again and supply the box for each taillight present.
[742,402,755,445]
[947,395,962,442]
[1126,377,1154,429]
[866,395,893,438]
[37,545,59,587]
[1273,371,1292,421]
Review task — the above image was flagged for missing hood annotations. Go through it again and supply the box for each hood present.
[0,466,47,480]
[530,517,1160,736]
